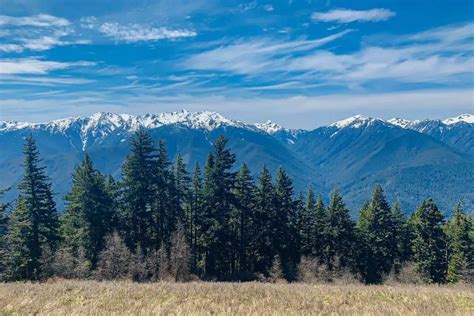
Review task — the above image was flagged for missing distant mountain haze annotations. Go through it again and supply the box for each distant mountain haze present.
[1,111,473,214]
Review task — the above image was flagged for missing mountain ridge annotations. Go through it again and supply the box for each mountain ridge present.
[1,111,473,214]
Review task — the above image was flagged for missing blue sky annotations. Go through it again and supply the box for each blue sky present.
[0,0,473,128]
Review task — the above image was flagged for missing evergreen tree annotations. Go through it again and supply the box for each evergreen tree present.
[153,139,173,247]
[445,202,473,283]
[357,185,396,284]
[186,162,203,273]
[411,199,448,283]
[171,154,190,231]
[201,136,236,278]
[121,129,156,252]
[391,202,411,272]
[323,188,356,271]
[5,135,59,280]
[300,185,316,257]
[253,165,276,275]
[231,163,256,274]
[313,195,327,260]
[274,167,299,280]
[61,153,114,267]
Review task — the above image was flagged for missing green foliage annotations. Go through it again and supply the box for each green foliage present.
[121,129,157,251]
[411,199,448,283]
[323,188,356,271]
[445,202,473,283]
[231,163,256,274]
[4,135,59,280]
[4,134,470,284]
[201,136,236,279]
[357,185,397,284]
[61,153,115,267]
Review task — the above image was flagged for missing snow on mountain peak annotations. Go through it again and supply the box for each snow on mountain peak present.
[388,118,412,128]
[152,110,243,130]
[255,120,284,133]
[442,114,474,125]
[330,115,379,129]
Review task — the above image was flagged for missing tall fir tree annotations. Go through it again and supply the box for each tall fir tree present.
[153,140,173,247]
[411,199,448,283]
[121,129,156,252]
[61,153,114,267]
[313,195,327,261]
[5,135,59,280]
[324,188,356,271]
[171,154,190,228]
[357,185,396,284]
[186,162,204,273]
[274,167,299,280]
[253,165,276,275]
[391,202,411,272]
[445,202,473,283]
[202,136,236,278]
[231,163,256,274]
[300,185,316,257]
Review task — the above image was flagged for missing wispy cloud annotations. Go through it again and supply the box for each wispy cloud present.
[98,22,197,42]
[78,18,197,43]
[312,8,395,23]
[183,30,352,74]
[0,58,95,75]
[0,14,87,53]
[0,14,70,27]
[182,23,473,87]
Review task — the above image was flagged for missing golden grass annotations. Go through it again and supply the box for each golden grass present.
[0,280,472,315]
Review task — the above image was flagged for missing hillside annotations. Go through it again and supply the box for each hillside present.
[1,111,473,214]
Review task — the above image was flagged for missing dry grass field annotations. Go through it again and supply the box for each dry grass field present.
[0,280,473,315]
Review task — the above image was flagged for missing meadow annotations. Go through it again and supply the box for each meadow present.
[0,280,472,315]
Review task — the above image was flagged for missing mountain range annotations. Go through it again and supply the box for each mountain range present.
[1,111,473,215]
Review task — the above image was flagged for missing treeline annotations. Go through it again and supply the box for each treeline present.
[0,132,472,284]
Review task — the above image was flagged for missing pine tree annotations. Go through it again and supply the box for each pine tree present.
[357,185,396,284]
[153,139,173,247]
[171,154,190,232]
[274,167,299,280]
[121,129,156,252]
[300,185,316,257]
[61,153,114,267]
[324,188,356,271]
[231,163,256,274]
[253,165,276,275]
[391,202,411,272]
[445,202,473,283]
[411,199,448,283]
[5,135,59,280]
[186,162,203,274]
[313,195,327,260]
[201,136,236,278]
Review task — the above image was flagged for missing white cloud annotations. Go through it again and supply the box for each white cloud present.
[0,44,23,53]
[0,14,87,52]
[0,58,95,75]
[0,75,95,85]
[183,30,352,74]
[98,22,197,43]
[263,5,274,12]
[183,23,473,87]
[0,14,70,27]
[312,8,395,23]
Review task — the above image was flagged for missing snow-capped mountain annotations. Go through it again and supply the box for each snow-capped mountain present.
[1,111,473,214]
[386,114,474,155]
